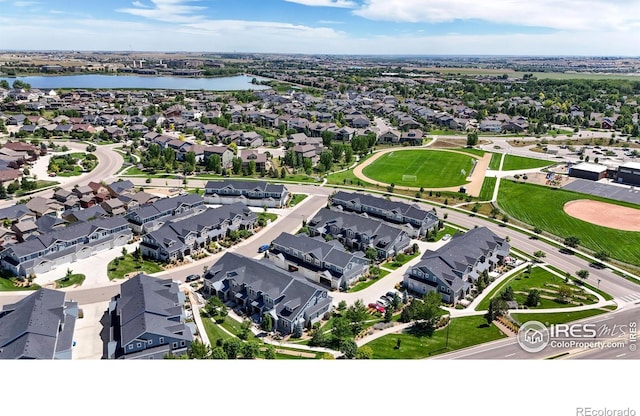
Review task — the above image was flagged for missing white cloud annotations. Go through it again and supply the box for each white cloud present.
[284,0,357,8]
[117,0,206,23]
[353,0,640,31]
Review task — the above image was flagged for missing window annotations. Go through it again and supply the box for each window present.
[128,344,133,350]
[137,342,142,348]
[172,342,178,348]
[148,340,153,345]
[159,337,164,344]
[180,341,185,346]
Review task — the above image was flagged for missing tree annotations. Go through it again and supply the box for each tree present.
[485,297,508,324]
[564,236,580,249]
[0,182,6,199]
[331,316,353,341]
[345,300,369,335]
[222,338,242,359]
[365,247,378,261]
[210,346,228,360]
[238,319,252,340]
[339,339,358,359]
[261,313,273,332]
[533,250,546,260]
[533,227,542,236]
[594,250,609,264]
[344,146,354,164]
[383,307,393,323]
[557,285,573,303]
[355,345,373,359]
[337,300,347,311]
[500,286,515,302]
[309,326,327,347]
[320,150,333,171]
[206,154,222,173]
[400,291,442,336]
[525,289,541,307]
[263,345,276,359]
[232,157,242,175]
[188,339,211,359]
[292,322,304,338]
[242,340,261,359]
[576,269,590,280]
[466,131,478,147]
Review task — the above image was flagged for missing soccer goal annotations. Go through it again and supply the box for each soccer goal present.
[402,174,417,182]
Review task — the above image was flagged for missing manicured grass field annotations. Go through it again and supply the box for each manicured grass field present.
[55,273,86,288]
[498,180,640,266]
[501,155,553,171]
[288,194,308,207]
[365,315,506,359]
[455,147,486,157]
[477,267,597,311]
[201,316,233,345]
[0,277,40,291]
[489,153,503,170]
[478,177,497,201]
[107,254,164,280]
[511,308,609,327]
[362,150,475,188]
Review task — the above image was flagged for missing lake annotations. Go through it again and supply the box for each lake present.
[0,74,271,91]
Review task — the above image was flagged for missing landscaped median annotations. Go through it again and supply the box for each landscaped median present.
[363,315,507,359]
[107,253,164,280]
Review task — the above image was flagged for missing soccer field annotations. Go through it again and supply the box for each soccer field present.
[361,149,476,188]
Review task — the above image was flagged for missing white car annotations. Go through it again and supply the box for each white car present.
[442,234,451,241]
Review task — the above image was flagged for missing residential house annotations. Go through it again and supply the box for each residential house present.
[124,193,206,233]
[106,274,193,359]
[204,180,289,208]
[26,197,65,218]
[0,217,132,276]
[203,252,333,335]
[403,227,510,304]
[400,129,424,145]
[203,145,234,169]
[239,149,267,172]
[268,232,370,290]
[140,203,257,262]
[307,208,412,260]
[107,180,135,197]
[330,191,439,238]
[0,288,78,359]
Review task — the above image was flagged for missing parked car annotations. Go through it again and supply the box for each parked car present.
[386,290,401,300]
[377,298,389,307]
[368,303,385,313]
[442,234,451,241]
[258,244,270,253]
[185,274,200,282]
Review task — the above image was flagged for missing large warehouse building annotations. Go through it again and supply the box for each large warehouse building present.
[616,162,640,186]
[568,162,608,181]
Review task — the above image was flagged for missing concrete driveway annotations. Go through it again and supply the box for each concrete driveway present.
[72,301,109,360]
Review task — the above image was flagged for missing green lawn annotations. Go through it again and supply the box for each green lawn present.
[201,315,233,345]
[511,308,610,327]
[14,180,59,196]
[501,155,553,171]
[385,251,421,270]
[107,254,164,280]
[55,273,85,288]
[365,315,506,359]
[508,267,597,309]
[325,169,371,187]
[0,277,40,291]
[478,177,497,201]
[220,318,257,341]
[498,180,640,266]
[289,194,308,207]
[455,148,486,157]
[56,166,83,177]
[348,269,391,292]
[489,153,503,170]
[258,212,278,223]
[362,149,475,188]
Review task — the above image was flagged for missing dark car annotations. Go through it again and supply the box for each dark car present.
[185,274,200,282]
[258,244,270,253]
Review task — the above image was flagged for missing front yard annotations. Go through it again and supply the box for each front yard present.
[107,253,164,280]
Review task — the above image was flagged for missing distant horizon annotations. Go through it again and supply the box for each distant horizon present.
[2,50,640,60]
[2,1,640,55]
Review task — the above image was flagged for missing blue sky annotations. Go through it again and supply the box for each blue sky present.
[1,0,640,55]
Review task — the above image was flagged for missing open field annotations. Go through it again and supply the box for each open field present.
[365,315,506,359]
[501,155,554,171]
[361,149,476,188]
[511,308,610,327]
[479,177,497,201]
[497,180,640,266]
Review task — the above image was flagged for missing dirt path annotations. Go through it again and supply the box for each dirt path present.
[353,147,488,197]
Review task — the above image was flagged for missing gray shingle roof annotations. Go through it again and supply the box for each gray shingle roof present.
[116,274,191,347]
[0,288,77,359]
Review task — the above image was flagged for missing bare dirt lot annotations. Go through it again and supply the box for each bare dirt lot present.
[563,199,640,231]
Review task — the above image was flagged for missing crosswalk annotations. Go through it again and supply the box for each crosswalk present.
[617,292,640,303]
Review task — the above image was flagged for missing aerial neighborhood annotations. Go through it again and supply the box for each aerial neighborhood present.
[0,52,639,361]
